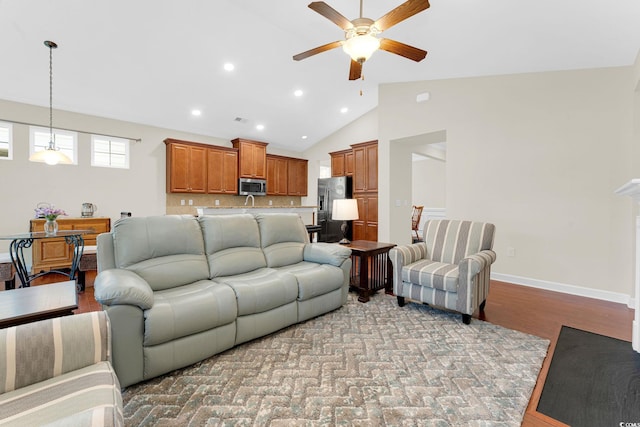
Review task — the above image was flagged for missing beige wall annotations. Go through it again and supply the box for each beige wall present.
[377,67,635,299]
[412,157,446,208]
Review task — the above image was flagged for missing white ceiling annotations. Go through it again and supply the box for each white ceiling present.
[1,0,639,153]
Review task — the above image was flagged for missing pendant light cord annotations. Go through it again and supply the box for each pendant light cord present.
[45,40,57,150]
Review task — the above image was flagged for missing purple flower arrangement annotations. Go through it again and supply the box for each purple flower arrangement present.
[34,206,67,221]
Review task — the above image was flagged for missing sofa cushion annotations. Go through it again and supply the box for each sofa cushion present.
[255,213,308,267]
[0,362,123,427]
[217,268,298,316]
[143,280,237,346]
[276,262,345,301]
[199,214,266,277]
[113,215,209,291]
[402,259,459,292]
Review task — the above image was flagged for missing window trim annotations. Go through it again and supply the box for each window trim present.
[29,126,78,164]
[0,121,13,160]
[90,134,130,169]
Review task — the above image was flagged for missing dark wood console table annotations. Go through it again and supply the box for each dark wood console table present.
[343,240,396,303]
[0,281,78,328]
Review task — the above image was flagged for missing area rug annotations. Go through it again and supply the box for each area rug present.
[123,293,549,426]
[537,326,640,427]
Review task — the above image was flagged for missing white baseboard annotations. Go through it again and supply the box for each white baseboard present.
[491,272,635,309]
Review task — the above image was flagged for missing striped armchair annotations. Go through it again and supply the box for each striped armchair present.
[389,220,496,324]
[0,312,123,426]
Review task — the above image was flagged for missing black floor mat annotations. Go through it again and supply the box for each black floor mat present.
[537,326,640,426]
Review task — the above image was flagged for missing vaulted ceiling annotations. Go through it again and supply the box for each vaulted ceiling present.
[1,0,639,152]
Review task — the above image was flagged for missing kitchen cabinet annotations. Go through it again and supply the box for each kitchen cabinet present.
[232,138,267,179]
[287,158,308,196]
[353,194,378,242]
[351,140,378,241]
[352,140,377,193]
[208,146,238,194]
[30,217,111,274]
[267,155,288,195]
[330,149,353,177]
[165,139,207,193]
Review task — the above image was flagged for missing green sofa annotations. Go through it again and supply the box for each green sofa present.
[94,213,352,388]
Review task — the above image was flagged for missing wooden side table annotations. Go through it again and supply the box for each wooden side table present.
[343,240,396,303]
[0,281,78,328]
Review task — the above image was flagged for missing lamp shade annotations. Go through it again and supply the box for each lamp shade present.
[332,199,359,221]
[342,34,380,63]
[29,147,73,165]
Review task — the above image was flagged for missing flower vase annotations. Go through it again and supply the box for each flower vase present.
[44,218,58,235]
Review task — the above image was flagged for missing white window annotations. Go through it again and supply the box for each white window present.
[0,122,12,160]
[29,126,77,164]
[91,135,130,169]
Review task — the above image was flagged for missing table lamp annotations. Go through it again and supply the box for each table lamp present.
[332,199,359,244]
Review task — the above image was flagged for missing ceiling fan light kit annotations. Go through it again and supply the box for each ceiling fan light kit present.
[293,0,430,80]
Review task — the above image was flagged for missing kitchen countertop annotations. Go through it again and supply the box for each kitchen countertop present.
[198,205,318,209]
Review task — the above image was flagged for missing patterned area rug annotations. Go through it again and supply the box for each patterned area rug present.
[123,293,549,426]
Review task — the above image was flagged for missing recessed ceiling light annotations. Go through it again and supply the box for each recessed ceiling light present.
[301,135,308,140]
[256,124,265,131]
[191,109,202,116]
[223,63,235,71]
[294,89,304,97]
[340,107,348,114]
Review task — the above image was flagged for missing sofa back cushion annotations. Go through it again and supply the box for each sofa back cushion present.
[255,213,308,268]
[423,219,495,264]
[113,215,209,291]
[199,214,267,277]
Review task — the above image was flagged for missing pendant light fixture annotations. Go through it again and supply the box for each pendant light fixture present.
[29,40,72,165]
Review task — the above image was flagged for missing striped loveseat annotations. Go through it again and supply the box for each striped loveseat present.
[389,219,496,324]
[0,311,123,426]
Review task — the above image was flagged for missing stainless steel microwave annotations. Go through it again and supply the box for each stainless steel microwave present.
[238,178,267,196]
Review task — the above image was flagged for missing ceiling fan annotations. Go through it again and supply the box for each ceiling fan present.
[293,0,430,80]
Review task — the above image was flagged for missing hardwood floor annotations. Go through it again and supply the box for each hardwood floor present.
[21,274,637,426]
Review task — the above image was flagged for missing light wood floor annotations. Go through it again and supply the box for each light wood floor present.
[39,273,638,426]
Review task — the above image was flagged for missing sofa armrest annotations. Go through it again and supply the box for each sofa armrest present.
[389,243,428,268]
[94,268,154,310]
[0,312,111,393]
[303,243,351,267]
[458,249,497,279]
[389,243,428,295]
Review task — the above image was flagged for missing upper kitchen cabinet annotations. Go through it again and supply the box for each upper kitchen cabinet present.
[266,155,289,196]
[287,157,308,196]
[352,140,378,193]
[329,148,354,177]
[165,138,207,193]
[208,146,238,194]
[232,138,268,179]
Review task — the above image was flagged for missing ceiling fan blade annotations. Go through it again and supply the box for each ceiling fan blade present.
[349,59,362,80]
[293,40,343,61]
[308,2,353,30]
[374,0,430,32]
[379,38,427,62]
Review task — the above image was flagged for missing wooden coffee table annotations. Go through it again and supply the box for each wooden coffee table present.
[0,281,78,328]
[343,240,396,303]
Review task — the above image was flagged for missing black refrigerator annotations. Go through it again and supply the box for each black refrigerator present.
[317,176,353,242]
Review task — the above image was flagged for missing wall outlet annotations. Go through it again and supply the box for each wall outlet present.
[395,200,401,207]
[215,200,220,206]
[290,200,294,206]
[180,199,185,206]
[188,200,193,206]
[269,200,273,206]
[507,247,516,257]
